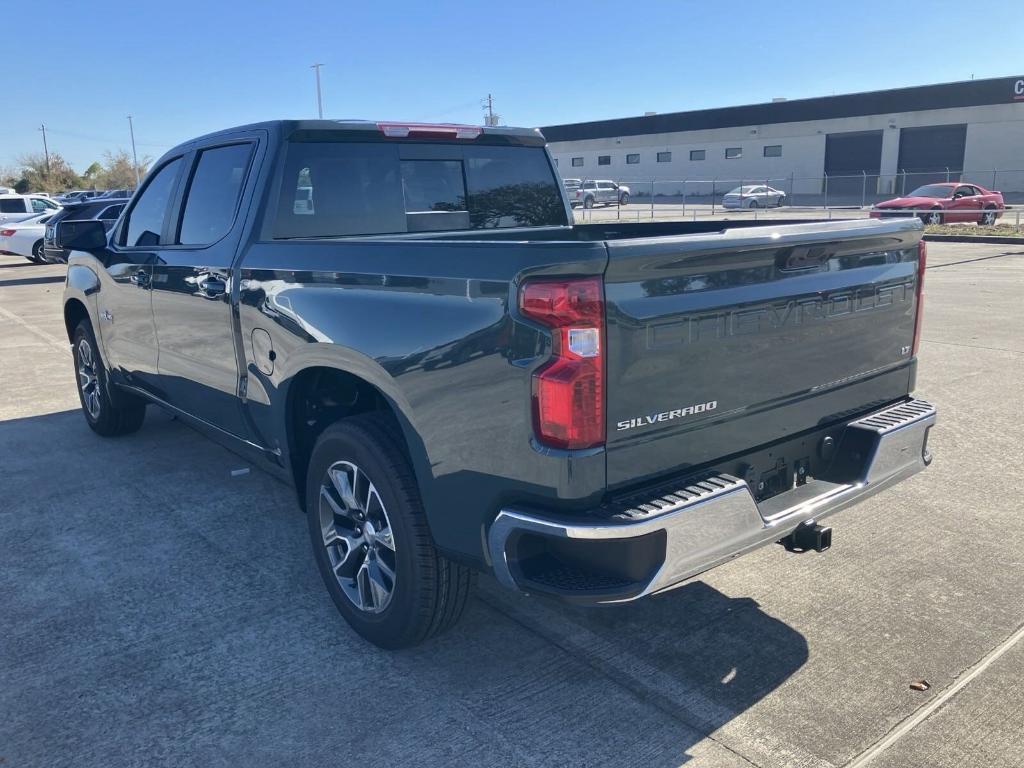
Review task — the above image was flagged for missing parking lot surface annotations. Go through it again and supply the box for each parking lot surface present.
[1,242,1022,767]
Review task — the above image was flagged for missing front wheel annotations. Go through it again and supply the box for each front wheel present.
[619,193,629,206]
[980,208,997,226]
[583,196,594,209]
[776,196,786,208]
[922,209,943,225]
[72,320,146,436]
[307,414,476,649]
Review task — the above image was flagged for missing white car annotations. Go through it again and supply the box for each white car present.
[574,179,631,208]
[0,212,55,263]
[0,193,62,224]
[722,185,786,209]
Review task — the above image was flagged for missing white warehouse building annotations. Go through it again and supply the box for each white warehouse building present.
[541,76,1024,202]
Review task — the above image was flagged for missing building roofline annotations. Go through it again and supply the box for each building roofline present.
[539,75,1024,143]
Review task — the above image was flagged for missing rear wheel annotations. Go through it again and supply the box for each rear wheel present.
[72,320,146,436]
[30,240,45,263]
[583,196,594,210]
[748,198,760,209]
[306,414,475,649]
[980,207,997,226]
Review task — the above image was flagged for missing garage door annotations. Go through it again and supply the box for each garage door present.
[897,123,967,192]
[824,130,882,202]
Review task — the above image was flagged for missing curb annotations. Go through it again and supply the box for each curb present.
[923,234,1024,245]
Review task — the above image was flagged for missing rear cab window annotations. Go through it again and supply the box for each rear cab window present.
[272,140,567,238]
[178,143,253,245]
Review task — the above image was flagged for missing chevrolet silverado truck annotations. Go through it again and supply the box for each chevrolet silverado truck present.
[58,120,935,649]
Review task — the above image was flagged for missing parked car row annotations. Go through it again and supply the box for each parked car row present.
[55,188,133,204]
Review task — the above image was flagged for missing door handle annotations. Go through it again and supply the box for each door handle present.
[195,273,227,297]
[129,268,150,288]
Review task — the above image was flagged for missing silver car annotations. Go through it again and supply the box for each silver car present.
[722,185,786,209]
[575,179,631,209]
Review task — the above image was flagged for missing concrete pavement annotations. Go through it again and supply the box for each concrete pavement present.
[1,243,1021,767]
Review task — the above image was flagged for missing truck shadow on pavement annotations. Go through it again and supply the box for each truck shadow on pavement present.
[1,407,807,767]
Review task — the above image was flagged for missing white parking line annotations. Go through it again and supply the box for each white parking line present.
[846,621,1024,767]
[0,304,69,353]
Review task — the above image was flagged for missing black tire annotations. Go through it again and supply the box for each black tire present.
[306,414,475,649]
[748,199,760,209]
[583,196,594,209]
[72,320,146,436]
[776,196,785,208]
[31,240,45,263]
[619,192,629,206]
[922,208,943,225]
[980,207,997,226]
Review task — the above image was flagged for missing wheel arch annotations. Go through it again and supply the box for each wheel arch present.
[63,297,90,343]
[63,264,101,342]
[280,363,431,516]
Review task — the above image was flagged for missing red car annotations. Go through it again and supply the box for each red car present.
[870,182,1004,225]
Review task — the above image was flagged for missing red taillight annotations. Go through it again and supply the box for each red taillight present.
[519,277,604,450]
[376,122,482,139]
[912,239,926,356]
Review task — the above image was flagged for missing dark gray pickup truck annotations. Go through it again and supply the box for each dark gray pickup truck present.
[59,120,935,648]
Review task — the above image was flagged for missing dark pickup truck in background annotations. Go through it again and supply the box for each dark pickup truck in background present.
[58,120,935,648]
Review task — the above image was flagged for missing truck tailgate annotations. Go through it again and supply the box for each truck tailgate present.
[603,219,922,488]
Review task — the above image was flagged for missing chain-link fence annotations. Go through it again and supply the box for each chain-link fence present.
[568,169,1024,226]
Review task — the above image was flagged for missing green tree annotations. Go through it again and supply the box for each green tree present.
[96,149,149,190]
[82,161,103,182]
[14,152,83,194]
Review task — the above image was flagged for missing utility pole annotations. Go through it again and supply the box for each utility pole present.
[482,94,500,126]
[127,115,141,188]
[311,63,325,119]
[39,124,50,176]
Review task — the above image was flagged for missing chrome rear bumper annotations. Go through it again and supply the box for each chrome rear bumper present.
[488,399,935,604]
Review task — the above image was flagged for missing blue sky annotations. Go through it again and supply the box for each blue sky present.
[2,0,1022,171]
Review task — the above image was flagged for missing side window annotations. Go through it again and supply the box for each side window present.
[178,143,253,245]
[626,154,640,164]
[31,198,49,212]
[123,158,183,247]
[0,199,26,213]
[99,204,125,220]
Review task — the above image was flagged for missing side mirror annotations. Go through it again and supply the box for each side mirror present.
[56,219,108,253]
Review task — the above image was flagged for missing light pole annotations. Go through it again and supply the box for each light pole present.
[39,124,50,176]
[127,115,141,188]
[310,63,325,119]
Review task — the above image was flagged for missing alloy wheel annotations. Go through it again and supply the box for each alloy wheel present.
[76,338,102,420]
[927,210,942,225]
[318,460,397,614]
